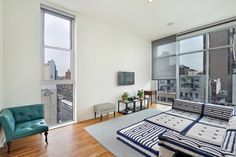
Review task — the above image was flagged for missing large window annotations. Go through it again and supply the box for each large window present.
[152,26,236,106]
[152,36,177,104]
[208,29,234,105]
[41,6,75,127]
[178,35,206,102]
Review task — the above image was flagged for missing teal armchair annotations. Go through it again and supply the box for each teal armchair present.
[0,104,48,153]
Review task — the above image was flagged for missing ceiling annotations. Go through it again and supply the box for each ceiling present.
[47,0,236,40]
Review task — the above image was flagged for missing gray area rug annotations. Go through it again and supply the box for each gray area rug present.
[85,109,162,157]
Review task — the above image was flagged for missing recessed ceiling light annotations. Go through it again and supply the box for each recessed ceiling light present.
[147,0,153,3]
[167,22,174,26]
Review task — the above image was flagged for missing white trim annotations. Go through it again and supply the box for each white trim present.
[41,4,76,19]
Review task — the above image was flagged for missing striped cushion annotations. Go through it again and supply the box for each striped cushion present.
[159,131,236,157]
[227,116,236,131]
[204,104,233,120]
[199,116,228,128]
[230,107,236,117]
[173,99,203,114]
[221,130,236,154]
[117,121,169,157]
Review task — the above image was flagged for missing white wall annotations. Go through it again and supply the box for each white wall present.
[3,0,41,106]
[0,0,4,109]
[76,16,151,121]
[2,0,151,121]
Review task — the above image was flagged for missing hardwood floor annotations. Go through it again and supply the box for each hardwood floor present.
[0,103,171,157]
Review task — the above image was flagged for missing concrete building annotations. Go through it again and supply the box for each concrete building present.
[179,74,206,102]
[44,60,57,80]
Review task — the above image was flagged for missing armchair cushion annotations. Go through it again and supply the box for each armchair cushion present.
[13,119,48,140]
[9,104,44,123]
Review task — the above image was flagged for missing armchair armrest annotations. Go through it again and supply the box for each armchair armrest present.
[158,131,235,157]
[9,104,45,123]
[0,109,15,141]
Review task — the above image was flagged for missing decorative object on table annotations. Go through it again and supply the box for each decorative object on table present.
[0,104,49,153]
[137,89,144,99]
[94,103,116,122]
[121,92,129,101]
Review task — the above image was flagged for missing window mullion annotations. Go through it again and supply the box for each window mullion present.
[205,33,210,103]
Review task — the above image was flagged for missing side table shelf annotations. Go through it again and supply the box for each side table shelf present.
[118,98,149,115]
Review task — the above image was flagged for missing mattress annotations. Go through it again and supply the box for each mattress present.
[145,113,194,133]
[117,121,170,157]
[198,116,228,128]
[185,123,226,146]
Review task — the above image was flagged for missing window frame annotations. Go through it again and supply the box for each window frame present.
[41,6,75,84]
[176,27,236,104]
[40,5,76,124]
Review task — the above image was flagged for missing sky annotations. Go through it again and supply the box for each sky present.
[44,13,71,76]
[157,35,204,72]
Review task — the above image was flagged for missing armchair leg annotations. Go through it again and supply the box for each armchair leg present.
[7,142,11,153]
[44,132,48,144]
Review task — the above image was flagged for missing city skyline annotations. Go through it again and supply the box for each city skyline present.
[44,59,71,80]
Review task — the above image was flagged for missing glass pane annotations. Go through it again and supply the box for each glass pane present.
[157,79,176,105]
[179,52,206,102]
[153,42,176,58]
[209,29,229,48]
[153,56,176,79]
[180,35,204,53]
[44,13,71,49]
[44,48,71,80]
[41,84,73,127]
[209,48,235,105]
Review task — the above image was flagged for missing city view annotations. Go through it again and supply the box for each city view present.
[156,31,236,106]
[42,59,73,127]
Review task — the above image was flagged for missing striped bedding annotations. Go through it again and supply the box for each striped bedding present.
[173,99,204,114]
[158,103,236,157]
[117,100,236,157]
[203,103,233,120]
[159,131,236,157]
[117,121,170,157]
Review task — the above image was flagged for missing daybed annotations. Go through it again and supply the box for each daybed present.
[117,99,236,157]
